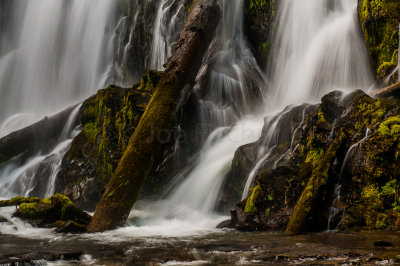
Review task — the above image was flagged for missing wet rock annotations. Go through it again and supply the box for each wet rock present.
[56,71,162,211]
[228,89,400,233]
[216,219,233,229]
[244,0,277,69]
[17,250,82,263]
[54,220,87,233]
[374,240,394,247]
[0,104,79,165]
[111,1,165,85]
[358,0,400,85]
[11,194,91,231]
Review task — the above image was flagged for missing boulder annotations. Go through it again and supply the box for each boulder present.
[229,90,400,233]
[10,194,92,232]
[55,71,163,211]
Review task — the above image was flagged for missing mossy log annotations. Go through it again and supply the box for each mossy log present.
[0,196,40,207]
[87,0,221,232]
[13,194,92,228]
[0,104,79,165]
[371,82,400,98]
[285,130,347,235]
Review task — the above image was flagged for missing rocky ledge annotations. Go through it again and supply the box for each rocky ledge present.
[222,89,400,234]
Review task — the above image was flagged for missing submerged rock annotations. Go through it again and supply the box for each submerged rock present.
[228,90,400,233]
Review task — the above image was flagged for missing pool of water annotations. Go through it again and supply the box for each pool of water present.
[1,228,400,265]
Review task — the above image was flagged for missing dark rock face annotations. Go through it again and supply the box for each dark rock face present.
[227,90,400,233]
[0,105,79,166]
[358,0,400,85]
[110,0,160,85]
[244,0,277,69]
[55,71,162,211]
[111,0,187,86]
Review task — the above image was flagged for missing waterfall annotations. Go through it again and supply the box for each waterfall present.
[267,0,373,109]
[241,0,374,198]
[0,0,118,132]
[0,105,81,199]
[0,0,376,236]
[145,0,266,218]
[327,127,371,230]
[150,0,186,70]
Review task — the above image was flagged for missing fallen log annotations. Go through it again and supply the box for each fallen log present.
[0,104,80,165]
[87,0,221,232]
[371,82,400,99]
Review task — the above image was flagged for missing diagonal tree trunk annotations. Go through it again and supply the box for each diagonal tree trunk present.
[87,0,220,232]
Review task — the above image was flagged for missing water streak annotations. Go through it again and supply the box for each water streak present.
[150,0,186,70]
[0,0,117,128]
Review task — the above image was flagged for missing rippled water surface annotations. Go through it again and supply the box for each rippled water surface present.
[1,228,400,265]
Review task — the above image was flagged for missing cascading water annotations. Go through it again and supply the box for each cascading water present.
[150,0,186,70]
[0,0,118,134]
[326,127,371,230]
[0,0,377,245]
[0,105,81,199]
[267,0,373,109]
[0,0,121,200]
[242,0,374,199]
[127,0,267,227]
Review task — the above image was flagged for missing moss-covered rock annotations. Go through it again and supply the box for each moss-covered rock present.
[87,0,221,232]
[358,0,400,85]
[55,71,163,211]
[228,89,400,233]
[0,196,40,207]
[244,0,277,69]
[10,194,91,232]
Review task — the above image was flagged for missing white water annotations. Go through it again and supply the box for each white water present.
[0,0,117,130]
[150,0,186,70]
[241,0,374,196]
[0,0,376,240]
[267,0,373,109]
[327,127,372,230]
[0,105,81,199]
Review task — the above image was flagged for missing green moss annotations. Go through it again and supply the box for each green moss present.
[245,184,261,214]
[0,196,40,207]
[184,0,197,15]
[359,0,399,82]
[18,202,40,217]
[305,148,324,168]
[350,95,392,132]
[249,0,267,11]
[83,122,99,143]
[377,115,400,141]
[357,179,400,230]
[286,129,347,235]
